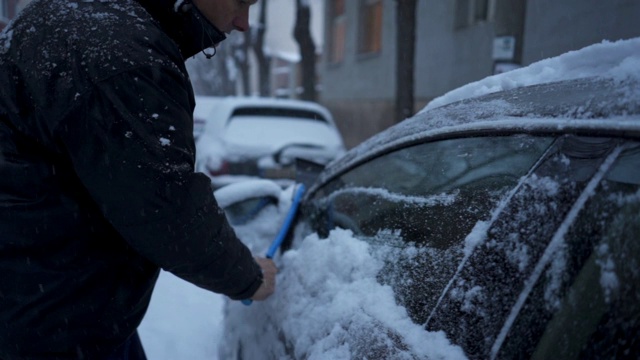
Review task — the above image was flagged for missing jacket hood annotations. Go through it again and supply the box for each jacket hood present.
[136,0,226,59]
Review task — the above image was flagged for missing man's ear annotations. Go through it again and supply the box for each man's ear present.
[176,0,193,12]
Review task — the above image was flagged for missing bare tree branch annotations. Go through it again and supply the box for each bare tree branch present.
[294,0,317,101]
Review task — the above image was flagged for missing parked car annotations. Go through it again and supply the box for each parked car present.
[194,96,346,188]
[216,40,640,359]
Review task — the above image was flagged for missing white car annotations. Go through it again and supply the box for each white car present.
[194,97,346,188]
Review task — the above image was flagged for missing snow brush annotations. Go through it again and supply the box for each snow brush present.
[242,183,306,306]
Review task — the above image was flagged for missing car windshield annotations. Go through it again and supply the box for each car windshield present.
[230,107,328,123]
[223,115,342,153]
[303,134,640,358]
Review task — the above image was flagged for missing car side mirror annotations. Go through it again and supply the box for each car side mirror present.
[294,157,325,190]
[214,179,283,225]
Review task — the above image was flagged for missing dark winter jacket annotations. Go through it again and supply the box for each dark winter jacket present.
[0,0,263,358]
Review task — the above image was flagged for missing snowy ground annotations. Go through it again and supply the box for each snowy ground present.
[138,272,225,360]
[138,179,289,360]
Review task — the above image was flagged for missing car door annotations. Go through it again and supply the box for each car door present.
[424,135,640,359]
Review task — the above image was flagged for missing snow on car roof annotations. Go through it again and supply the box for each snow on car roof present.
[423,37,640,112]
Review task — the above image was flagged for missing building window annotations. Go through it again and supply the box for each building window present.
[328,0,346,64]
[455,0,492,29]
[358,0,382,55]
[474,0,489,21]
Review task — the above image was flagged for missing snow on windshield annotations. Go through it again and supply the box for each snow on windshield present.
[326,186,458,207]
[423,37,640,112]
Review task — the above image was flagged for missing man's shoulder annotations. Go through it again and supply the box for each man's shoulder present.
[2,0,188,129]
[13,0,183,78]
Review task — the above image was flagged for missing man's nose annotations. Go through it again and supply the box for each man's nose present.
[232,9,250,32]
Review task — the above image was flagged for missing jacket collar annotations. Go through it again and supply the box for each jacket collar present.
[136,0,227,59]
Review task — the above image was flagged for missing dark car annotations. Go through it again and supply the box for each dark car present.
[218,59,640,359]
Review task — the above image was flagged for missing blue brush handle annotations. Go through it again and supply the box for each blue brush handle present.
[241,184,306,306]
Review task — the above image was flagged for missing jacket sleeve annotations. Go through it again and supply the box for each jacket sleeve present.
[53,64,262,301]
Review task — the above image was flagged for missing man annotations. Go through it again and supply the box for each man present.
[0,0,276,358]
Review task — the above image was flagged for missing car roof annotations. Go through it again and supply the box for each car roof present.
[311,76,640,195]
[194,96,336,126]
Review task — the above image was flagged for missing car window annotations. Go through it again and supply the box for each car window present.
[419,137,640,359]
[304,135,554,323]
[497,142,640,360]
[230,107,328,123]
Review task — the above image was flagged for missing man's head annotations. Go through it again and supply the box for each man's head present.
[191,0,258,33]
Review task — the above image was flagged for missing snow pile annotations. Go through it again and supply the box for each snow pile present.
[139,271,224,360]
[213,178,284,209]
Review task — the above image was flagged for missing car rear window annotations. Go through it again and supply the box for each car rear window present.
[231,107,328,123]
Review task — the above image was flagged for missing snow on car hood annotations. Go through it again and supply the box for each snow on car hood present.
[220,228,468,360]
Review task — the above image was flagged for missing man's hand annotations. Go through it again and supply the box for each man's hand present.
[250,257,277,301]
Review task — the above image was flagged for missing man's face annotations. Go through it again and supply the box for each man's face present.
[192,0,258,33]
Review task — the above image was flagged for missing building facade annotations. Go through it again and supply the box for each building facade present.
[247,0,325,99]
[521,0,640,64]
